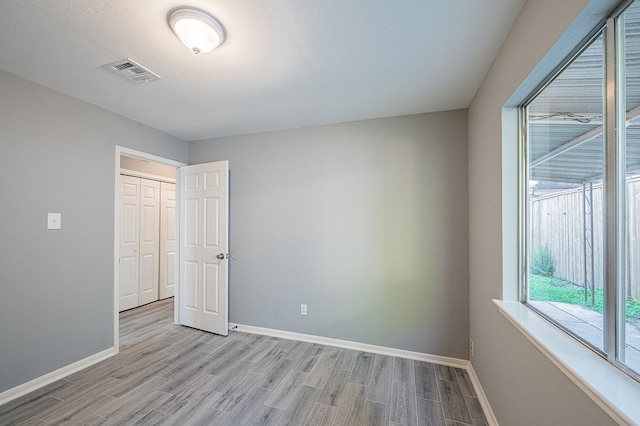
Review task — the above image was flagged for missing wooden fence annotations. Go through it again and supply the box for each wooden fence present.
[531,178,640,300]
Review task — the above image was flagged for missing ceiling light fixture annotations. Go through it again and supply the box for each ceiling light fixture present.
[168,7,225,54]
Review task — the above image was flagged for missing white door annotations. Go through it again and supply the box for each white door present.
[138,179,160,305]
[179,161,229,335]
[119,175,140,311]
[160,182,176,299]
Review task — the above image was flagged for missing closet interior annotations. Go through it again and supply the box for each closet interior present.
[118,156,176,312]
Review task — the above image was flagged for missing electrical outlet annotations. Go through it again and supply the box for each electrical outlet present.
[47,213,61,230]
[300,304,307,316]
[470,339,475,357]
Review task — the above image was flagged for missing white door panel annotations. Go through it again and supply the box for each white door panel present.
[139,179,160,305]
[179,161,229,335]
[184,261,198,309]
[139,253,156,294]
[119,256,138,305]
[160,182,176,299]
[204,262,220,314]
[185,199,199,246]
[119,175,140,312]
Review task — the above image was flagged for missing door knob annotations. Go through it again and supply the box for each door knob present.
[216,253,225,260]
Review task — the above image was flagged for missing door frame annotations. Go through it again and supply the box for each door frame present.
[114,146,186,352]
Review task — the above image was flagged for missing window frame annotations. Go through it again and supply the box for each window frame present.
[518,0,640,383]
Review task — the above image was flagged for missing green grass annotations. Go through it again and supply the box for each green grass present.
[529,274,640,329]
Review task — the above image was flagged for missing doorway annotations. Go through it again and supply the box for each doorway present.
[114,146,185,351]
[119,158,176,310]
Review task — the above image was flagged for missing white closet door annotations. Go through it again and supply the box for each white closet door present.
[160,182,176,299]
[138,179,160,306]
[119,175,140,311]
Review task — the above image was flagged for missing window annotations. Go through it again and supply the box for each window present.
[521,0,640,380]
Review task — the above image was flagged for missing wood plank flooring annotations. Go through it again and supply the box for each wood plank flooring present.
[0,299,488,425]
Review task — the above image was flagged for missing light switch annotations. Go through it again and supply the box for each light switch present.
[47,213,61,230]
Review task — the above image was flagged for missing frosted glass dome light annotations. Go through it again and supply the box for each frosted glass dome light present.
[169,8,225,54]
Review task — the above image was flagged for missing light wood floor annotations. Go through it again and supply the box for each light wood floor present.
[0,299,488,425]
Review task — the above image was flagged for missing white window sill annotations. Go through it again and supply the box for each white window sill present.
[493,299,640,425]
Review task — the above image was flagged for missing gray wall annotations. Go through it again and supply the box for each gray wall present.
[190,111,470,359]
[0,69,188,393]
[468,0,619,424]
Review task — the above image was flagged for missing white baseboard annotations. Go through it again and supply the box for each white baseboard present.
[230,322,469,369]
[467,363,499,426]
[0,347,117,407]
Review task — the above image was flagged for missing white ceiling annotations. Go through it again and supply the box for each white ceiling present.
[0,0,526,141]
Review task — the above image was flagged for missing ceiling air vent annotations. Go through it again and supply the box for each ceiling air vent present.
[103,58,160,84]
